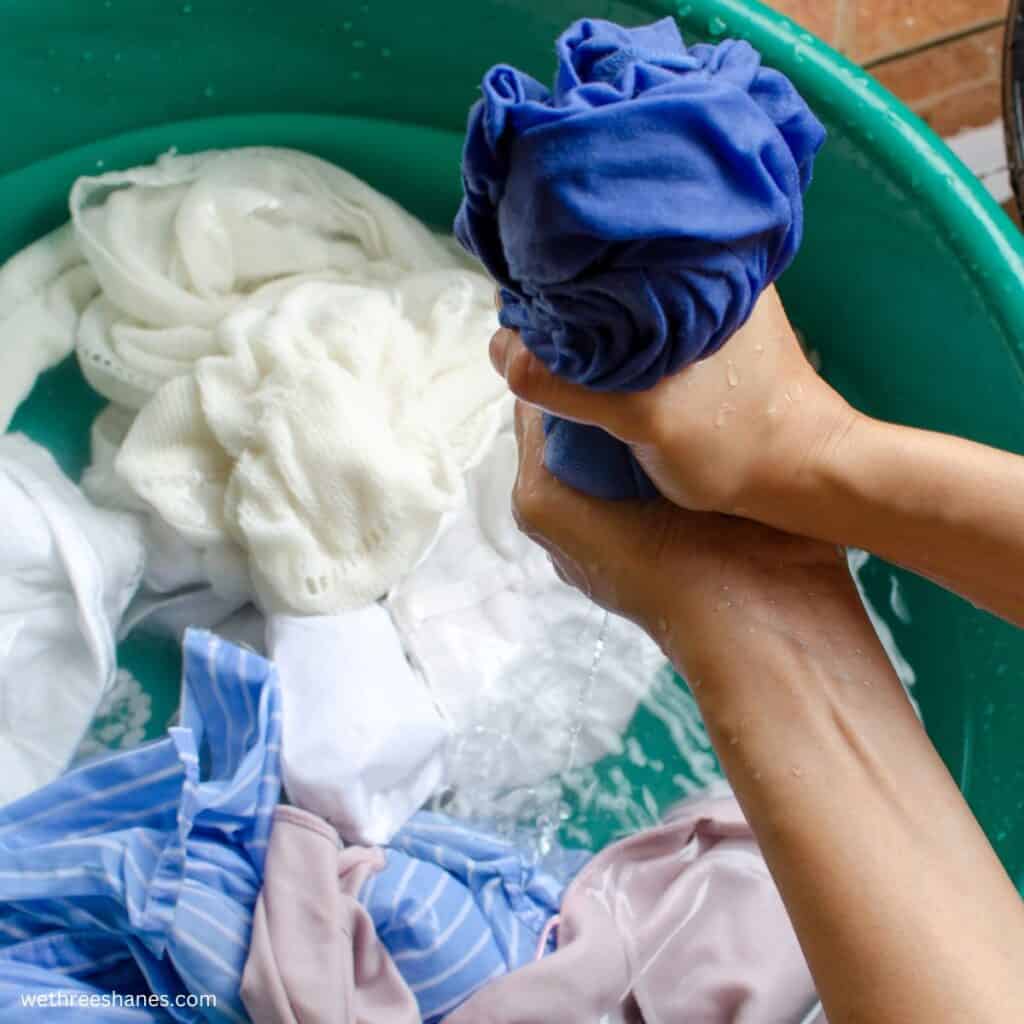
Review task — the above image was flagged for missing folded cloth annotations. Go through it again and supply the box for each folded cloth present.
[446,787,818,1024]
[362,811,589,1023]
[0,225,99,431]
[115,271,504,614]
[0,629,282,1023]
[241,805,421,1024]
[456,16,826,498]
[0,434,144,805]
[267,605,450,846]
[385,412,666,814]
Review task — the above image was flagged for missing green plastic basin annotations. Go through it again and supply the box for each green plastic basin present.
[1,0,1023,892]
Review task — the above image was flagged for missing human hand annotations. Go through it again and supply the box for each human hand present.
[492,287,856,517]
[509,400,855,677]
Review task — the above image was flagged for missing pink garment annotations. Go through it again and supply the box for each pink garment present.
[447,789,818,1024]
[240,805,420,1024]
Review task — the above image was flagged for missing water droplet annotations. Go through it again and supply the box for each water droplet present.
[51,84,62,95]
[113,52,122,62]
[82,50,94,62]
[352,38,367,49]
[726,361,739,388]
[754,770,762,781]
[47,46,57,57]
[342,19,352,30]
[863,679,873,688]
[203,84,216,98]
[677,2,693,15]
[182,2,192,11]
[754,343,764,356]
[95,159,105,168]
[656,617,668,633]
[349,70,364,81]
[791,766,803,777]
[714,402,735,428]
[708,16,727,36]
[380,47,392,57]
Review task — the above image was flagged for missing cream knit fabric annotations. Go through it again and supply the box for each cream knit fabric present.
[1,147,502,614]
[71,147,455,409]
[116,271,503,613]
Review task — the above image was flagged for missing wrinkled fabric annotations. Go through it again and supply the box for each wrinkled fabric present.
[267,606,450,846]
[0,433,144,804]
[72,147,455,409]
[241,805,420,1024]
[0,629,282,1022]
[363,812,588,1023]
[0,224,99,431]
[456,17,825,498]
[386,408,665,817]
[83,403,253,638]
[447,788,818,1024]
[115,272,504,614]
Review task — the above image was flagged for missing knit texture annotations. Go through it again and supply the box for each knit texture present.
[73,147,456,409]
[456,17,826,498]
[116,272,504,614]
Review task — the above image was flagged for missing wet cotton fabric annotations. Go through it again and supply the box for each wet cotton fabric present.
[386,408,666,812]
[456,17,826,498]
[447,788,818,1024]
[0,434,144,805]
[0,630,282,1023]
[362,812,588,1023]
[241,805,421,1024]
[267,605,450,846]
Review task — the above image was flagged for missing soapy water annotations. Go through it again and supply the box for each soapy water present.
[436,545,919,865]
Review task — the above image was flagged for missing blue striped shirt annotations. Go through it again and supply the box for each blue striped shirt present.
[363,813,589,1022]
[0,630,282,1022]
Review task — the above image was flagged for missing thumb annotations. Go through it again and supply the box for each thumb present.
[489,328,644,440]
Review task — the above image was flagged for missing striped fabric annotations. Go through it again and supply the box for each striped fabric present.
[362,812,590,1023]
[0,630,282,1023]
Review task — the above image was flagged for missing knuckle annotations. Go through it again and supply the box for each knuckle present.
[511,478,551,540]
[504,345,542,400]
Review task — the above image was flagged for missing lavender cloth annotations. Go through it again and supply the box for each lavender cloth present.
[456,17,825,498]
[240,806,420,1024]
[446,788,819,1024]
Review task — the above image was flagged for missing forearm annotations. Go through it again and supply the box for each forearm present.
[755,411,1024,626]
[664,566,1024,1023]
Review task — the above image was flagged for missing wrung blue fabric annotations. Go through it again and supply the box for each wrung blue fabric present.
[0,630,282,1022]
[456,16,826,498]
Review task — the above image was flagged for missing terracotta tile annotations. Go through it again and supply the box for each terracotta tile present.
[871,26,1003,107]
[917,79,1003,137]
[765,0,842,46]
[849,0,1008,64]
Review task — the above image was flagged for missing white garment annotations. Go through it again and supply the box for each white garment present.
[385,417,665,808]
[115,272,504,614]
[0,225,98,430]
[0,434,144,803]
[83,404,252,636]
[0,146,459,428]
[71,147,455,409]
[268,605,450,845]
